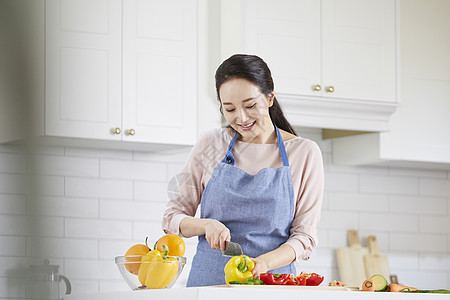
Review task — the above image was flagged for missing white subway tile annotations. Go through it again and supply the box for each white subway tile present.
[33,145,65,156]
[65,218,132,240]
[133,148,191,164]
[64,258,121,280]
[387,251,419,271]
[389,167,448,178]
[318,211,359,230]
[29,196,99,218]
[28,237,98,258]
[420,216,450,233]
[0,152,27,173]
[0,174,25,194]
[65,147,132,160]
[0,215,31,235]
[328,192,389,212]
[32,155,99,177]
[321,192,329,209]
[33,175,65,196]
[390,233,447,252]
[419,253,450,271]
[360,174,418,194]
[390,195,448,215]
[35,216,64,237]
[360,213,418,232]
[99,240,135,260]
[316,229,328,248]
[394,270,448,290]
[324,173,358,192]
[134,181,168,202]
[0,144,25,154]
[299,248,337,268]
[99,279,129,293]
[327,229,349,248]
[68,279,99,295]
[420,178,450,197]
[132,221,165,242]
[100,159,165,181]
[66,177,132,199]
[0,194,27,214]
[99,199,167,222]
[0,236,26,256]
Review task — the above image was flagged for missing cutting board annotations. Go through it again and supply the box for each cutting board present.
[213,285,357,291]
[336,230,368,288]
[363,235,390,280]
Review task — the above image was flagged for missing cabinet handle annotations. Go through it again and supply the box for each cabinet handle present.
[326,86,335,93]
[313,84,321,91]
[112,128,121,134]
[126,129,136,136]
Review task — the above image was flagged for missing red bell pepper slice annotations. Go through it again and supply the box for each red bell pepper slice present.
[259,273,290,285]
[295,275,307,285]
[302,272,324,286]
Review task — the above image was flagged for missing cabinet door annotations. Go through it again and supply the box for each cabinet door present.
[46,0,122,139]
[241,0,321,96]
[322,0,396,102]
[123,0,197,145]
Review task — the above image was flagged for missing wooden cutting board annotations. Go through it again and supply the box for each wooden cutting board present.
[213,285,357,291]
[336,230,368,288]
[363,235,390,280]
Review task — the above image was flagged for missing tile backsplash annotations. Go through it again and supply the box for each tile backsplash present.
[0,128,449,298]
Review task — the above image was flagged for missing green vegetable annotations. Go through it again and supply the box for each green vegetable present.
[370,274,388,291]
[403,289,450,294]
[228,278,265,285]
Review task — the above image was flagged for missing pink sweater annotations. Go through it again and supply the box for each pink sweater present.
[162,128,324,261]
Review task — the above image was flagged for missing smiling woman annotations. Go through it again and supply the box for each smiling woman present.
[162,54,324,287]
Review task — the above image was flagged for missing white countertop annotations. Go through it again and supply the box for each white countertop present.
[64,286,450,300]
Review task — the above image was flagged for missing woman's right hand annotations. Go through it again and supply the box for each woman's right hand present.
[204,219,230,251]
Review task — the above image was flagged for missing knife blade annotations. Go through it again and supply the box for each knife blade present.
[222,241,243,257]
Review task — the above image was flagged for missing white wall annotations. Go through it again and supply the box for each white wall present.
[0,128,449,299]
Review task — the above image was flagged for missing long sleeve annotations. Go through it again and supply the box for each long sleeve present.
[284,141,324,261]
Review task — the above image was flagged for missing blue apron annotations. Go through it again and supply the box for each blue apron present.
[186,125,296,287]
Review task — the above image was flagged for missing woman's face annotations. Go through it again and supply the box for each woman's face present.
[219,78,273,142]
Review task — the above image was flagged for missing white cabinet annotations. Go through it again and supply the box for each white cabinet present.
[221,0,398,131]
[332,0,450,169]
[45,0,197,146]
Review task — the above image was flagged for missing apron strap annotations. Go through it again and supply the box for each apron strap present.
[222,125,290,167]
[275,125,289,167]
[222,131,239,165]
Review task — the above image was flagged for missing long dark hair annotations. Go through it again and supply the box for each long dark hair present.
[215,54,297,136]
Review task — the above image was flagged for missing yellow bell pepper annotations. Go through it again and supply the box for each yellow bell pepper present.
[224,255,255,284]
[138,246,178,289]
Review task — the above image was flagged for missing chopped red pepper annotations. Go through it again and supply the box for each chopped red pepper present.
[259,273,290,285]
[300,272,324,286]
[295,275,307,285]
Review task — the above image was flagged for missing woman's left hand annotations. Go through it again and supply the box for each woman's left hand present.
[251,256,270,279]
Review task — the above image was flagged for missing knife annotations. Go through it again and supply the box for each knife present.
[222,241,243,257]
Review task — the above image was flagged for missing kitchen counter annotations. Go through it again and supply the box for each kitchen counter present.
[64,286,449,300]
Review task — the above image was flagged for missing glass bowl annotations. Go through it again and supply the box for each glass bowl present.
[115,255,186,290]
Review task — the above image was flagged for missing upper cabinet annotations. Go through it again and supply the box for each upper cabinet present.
[220,0,399,131]
[332,0,450,169]
[45,0,197,146]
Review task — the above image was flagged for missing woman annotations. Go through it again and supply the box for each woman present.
[162,54,324,287]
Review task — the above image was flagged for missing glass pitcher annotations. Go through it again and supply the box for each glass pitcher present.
[27,259,71,300]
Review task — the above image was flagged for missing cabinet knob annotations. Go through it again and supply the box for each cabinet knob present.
[313,84,321,91]
[126,129,136,136]
[112,128,121,134]
[326,86,335,93]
